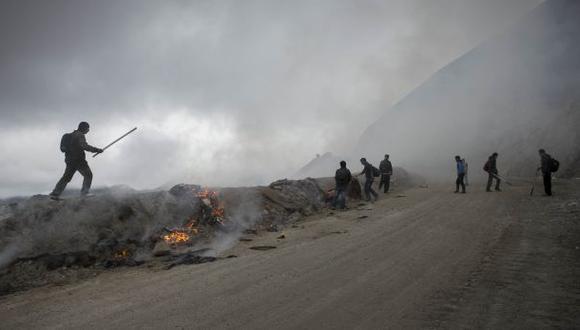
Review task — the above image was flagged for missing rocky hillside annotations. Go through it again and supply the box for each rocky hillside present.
[358,0,580,178]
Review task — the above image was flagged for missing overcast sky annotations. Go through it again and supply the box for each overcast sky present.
[0,0,542,197]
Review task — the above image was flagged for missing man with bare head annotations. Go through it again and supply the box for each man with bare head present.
[49,122,103,199]
[538,149,556,196]
[379,154,393,193]
[484,152,501,192]
[357,157,379,202]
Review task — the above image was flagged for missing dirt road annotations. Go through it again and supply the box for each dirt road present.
[1,180,579,329]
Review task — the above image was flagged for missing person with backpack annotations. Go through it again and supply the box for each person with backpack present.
[333,161,352,209]
[462,158,469,186]
[356,157,379,202]
[538,149,558,196]
[49,122,103,199]
[483,152,501,192]
[455,155,466,193]
[378,154,393,193]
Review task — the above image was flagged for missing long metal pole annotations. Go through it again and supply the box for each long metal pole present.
[93,127,137,157]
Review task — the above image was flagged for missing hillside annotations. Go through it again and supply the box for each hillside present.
[357,0,580,178]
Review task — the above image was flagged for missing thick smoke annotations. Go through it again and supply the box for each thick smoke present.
[0,0,541,197]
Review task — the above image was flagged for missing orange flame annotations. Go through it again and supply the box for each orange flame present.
[114,249,130,259]
[162,230,191,244]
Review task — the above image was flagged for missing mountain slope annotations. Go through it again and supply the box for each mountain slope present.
[357,0,580,178]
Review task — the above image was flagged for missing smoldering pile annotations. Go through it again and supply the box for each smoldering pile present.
[0,177,363,295]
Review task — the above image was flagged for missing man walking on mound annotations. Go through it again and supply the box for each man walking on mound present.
[50,122,103,199]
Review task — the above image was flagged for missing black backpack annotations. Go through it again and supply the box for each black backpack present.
[60,133,73,153]
[372,165,381,177]
[335,169,350,185]
[549,158,560,172]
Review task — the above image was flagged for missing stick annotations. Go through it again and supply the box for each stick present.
[93,127,137,157]
[489,173,513,186]
[530,169,540,196]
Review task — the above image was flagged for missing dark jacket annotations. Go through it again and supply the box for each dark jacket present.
[484,157,498,174]
[541,153,552,174]
[379,160,393,175]
[65,130,100,162]
[361,162,374,180]
[335,168,352,188]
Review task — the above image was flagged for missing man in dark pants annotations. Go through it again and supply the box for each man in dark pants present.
[333,161,352,209]
[538,149,553,196]
[455,155,466,193]
[378,154,393,193]
[50,122,103,199]
[484,152,501,192]
[357,157,378,202]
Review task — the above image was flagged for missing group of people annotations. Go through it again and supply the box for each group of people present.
[50,122,558,205]
[455,149,556,196]
[332,155,392,209]
[332,149,557,210]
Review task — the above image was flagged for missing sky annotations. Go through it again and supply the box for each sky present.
[0,0,543,197]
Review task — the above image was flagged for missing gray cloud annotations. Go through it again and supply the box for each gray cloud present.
[0,0,542,197]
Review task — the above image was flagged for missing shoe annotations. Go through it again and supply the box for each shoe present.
[461,191,466,194]
[49,194,62,201]
[486,189,492,192]
[495,188,502,192]
[81,193,95,198]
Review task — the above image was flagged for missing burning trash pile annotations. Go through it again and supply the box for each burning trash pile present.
[0,177,360,295]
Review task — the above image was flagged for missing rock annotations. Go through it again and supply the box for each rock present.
[152,241,171,257]
[169,184,202,197]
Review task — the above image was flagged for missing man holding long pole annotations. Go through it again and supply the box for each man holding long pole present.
[49,123,137,199]
[50,122,103,199]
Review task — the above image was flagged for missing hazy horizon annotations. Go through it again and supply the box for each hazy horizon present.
[0,0,543,198]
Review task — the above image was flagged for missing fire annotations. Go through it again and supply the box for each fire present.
[114,249,130,259]
[212,207,225,218]
[162,230,191,244]
[196,188,226,224]
[161,217,199,244]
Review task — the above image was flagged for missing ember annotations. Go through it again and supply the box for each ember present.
[162,230,191,244]
[113,249,130,259]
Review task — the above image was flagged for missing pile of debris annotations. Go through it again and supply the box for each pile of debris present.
[0,171,415,294]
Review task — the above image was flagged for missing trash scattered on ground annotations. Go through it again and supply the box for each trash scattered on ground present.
[165,252,218,270]
[243,229,258,235]
[249,246,277,251]
[266,225,279,232]
[277,234,286,239]
[330,230,348,234]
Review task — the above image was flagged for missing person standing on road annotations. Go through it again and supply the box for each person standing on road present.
[333,161,352,209]
[484,152,501,192]
[49,122,103,199]
[538,149,555,196]
[356,157,379,202]
[455,155,466,193]
[378,154,393,193]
